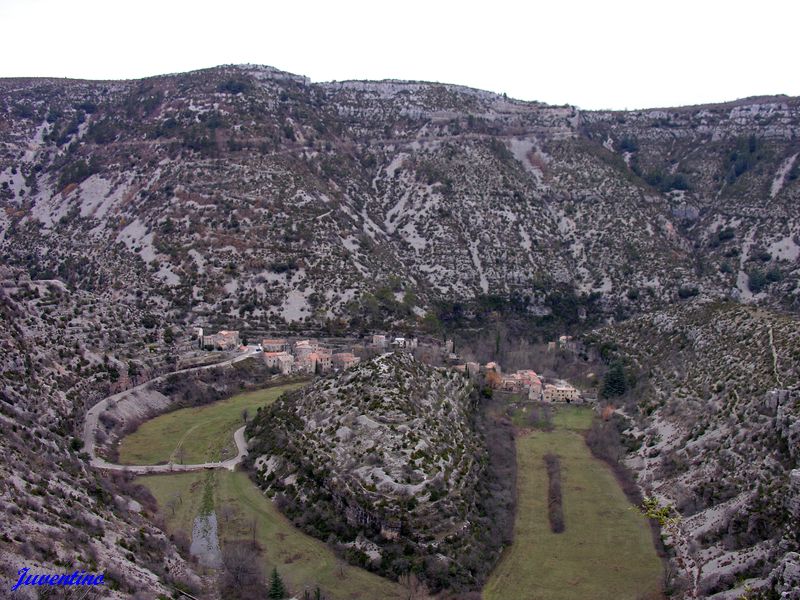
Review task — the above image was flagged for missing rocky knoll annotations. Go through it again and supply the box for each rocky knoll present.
[245,352,509,593]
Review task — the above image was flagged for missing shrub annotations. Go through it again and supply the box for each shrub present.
[766,268,782,283]
[87,120,118,144]
[726,134,765,183]
[544,454,564,533]
[218,79,251,94]
[644,170,691,192]
[717,227,735,242]
[58,158,100,189]
[618,137,639,152]
[748,271,767,294]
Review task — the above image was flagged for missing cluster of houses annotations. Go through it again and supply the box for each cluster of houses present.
[369,334,419,350]
[258,334,428,375]
[197,327,582,403]
[454,360,581,403]
[199,329,241,351]
[260,338,361,375]
[197,329,361,374]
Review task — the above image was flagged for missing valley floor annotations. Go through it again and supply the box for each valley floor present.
[483,406,663,600]
[126,381,405,599]
[139,470,406,599]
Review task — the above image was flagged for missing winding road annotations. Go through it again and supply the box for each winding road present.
[83,350,258,474]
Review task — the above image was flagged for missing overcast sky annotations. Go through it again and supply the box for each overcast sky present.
[1,0,797,110]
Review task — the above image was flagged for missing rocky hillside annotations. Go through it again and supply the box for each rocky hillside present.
[588,301,800,598]
[1,66,799,332]
[2,64,800,598]
[0,266,202,597]
[245,353,513,592]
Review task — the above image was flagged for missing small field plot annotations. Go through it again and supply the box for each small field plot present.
[139,470,405,599]
[551,404,595,431]
[506,402,595,431]
[119,382,304,465]
[483,425,663,600]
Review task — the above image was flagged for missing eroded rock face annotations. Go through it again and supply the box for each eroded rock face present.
[770,552,800,599]
[2,67,800,331]
[775,391,800,462]
[246,352,494,589]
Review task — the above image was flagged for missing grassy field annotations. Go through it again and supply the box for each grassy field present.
[119,382,304,465]
[506,402,595,431]
[483,407,663,600]
[550,404,595,430]
[138,470,406,599]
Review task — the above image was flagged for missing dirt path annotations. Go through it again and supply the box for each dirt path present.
[83,350,257,473]
[89,426,249,474]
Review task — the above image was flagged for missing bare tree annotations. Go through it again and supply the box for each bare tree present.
[399,571,423,600]
[220,540,267,599]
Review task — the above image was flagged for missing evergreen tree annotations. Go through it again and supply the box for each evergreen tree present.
[601,361,627,398]
[268,567,287,599]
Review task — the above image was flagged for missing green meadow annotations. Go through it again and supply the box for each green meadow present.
[119,382,303,465]
[483,406,663,600]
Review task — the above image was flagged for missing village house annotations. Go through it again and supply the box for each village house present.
[392,337,418,349]
[372,334,387,348]
[294,348,330,374]
[332,352,360,370]
[500,370,543,395]
[499,373,527,393]
[528,375,544,400]
[261,338,289,352]
[466,362,481,378]
[558,335,577,351]
[296,352,317,374]
[263,351,294,374]
[314,351,332,373]
[484,362,501,375]
[202,330,240,351]
[294,340,316,359]
[542,381,580,403]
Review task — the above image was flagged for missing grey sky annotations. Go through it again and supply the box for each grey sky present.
[1,0,797,110]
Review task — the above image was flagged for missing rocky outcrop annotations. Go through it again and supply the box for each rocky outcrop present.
[0,269,201,597]
[769,552,800,599]
[775,390,800,461]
